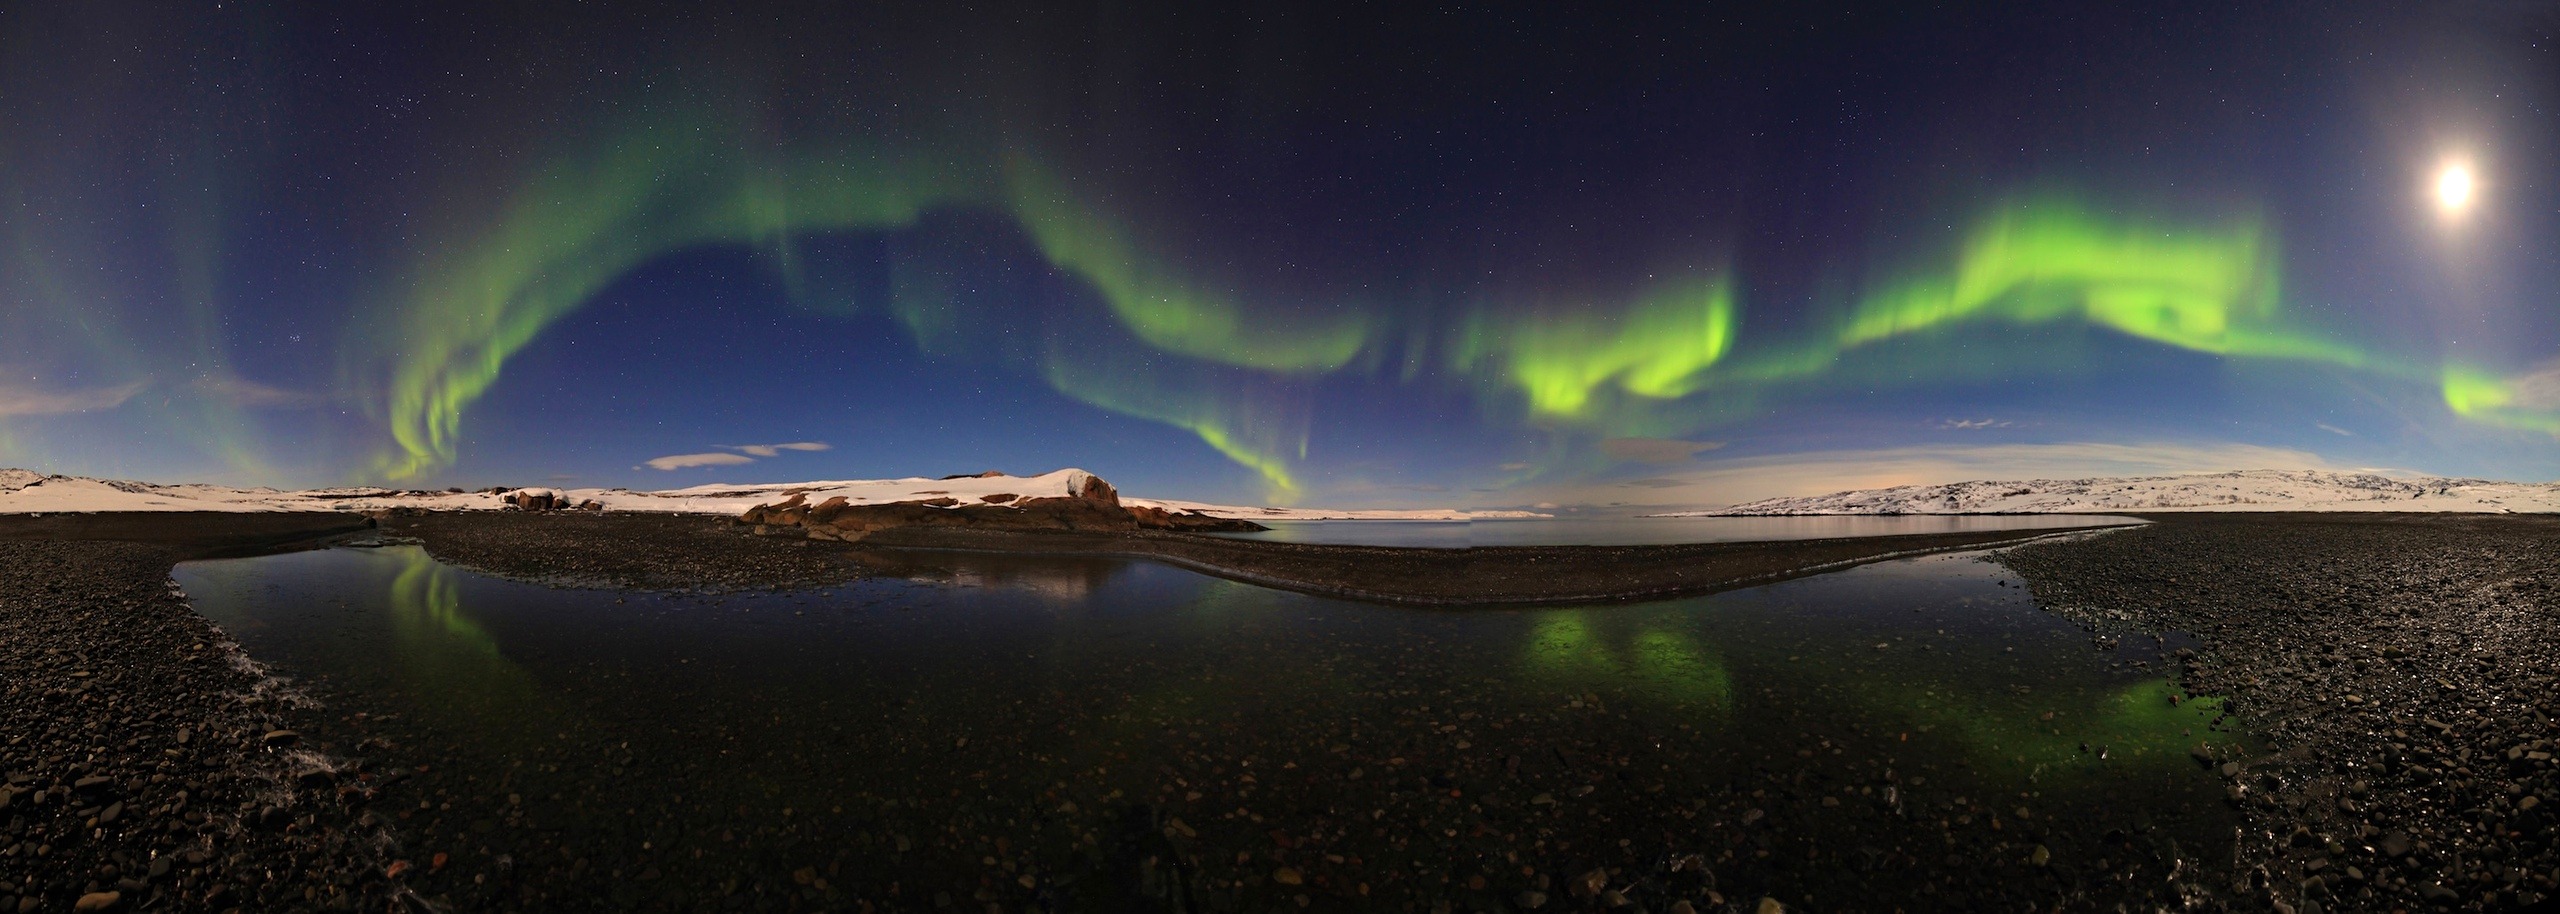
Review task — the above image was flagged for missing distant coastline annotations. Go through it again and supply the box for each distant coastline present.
[1657,468,2560,516]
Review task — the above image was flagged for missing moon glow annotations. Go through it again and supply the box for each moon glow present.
[2435,162,2477,217]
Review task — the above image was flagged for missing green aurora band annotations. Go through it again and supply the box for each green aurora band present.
[355,111,2553,492]
[2441,365,2560,435]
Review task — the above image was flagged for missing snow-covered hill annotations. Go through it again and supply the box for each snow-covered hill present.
[1676,469,2560,516]
[0,468,1541,521]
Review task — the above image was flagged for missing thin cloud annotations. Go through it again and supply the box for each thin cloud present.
[1938,418,2013,430]
[1615,477,1693,489]
[2316,422,2355,437]
[1600,437,1725,464]
[189,373,326,409]
[641,452,758,471]
[2500,360,2560,410]
[721,441,832,458]
[0,380,147,417]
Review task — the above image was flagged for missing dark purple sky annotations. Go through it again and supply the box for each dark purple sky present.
[1,2,2554,507]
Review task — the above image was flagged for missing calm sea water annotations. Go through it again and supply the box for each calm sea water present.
[175,540,2233,911]
[1213,514,2143,547]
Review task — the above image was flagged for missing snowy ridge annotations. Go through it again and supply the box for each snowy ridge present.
[1676,469,2560,516]
[1126,499,1550,522]
[0,468,1540,521]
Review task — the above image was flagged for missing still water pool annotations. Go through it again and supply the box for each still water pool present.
[175,540,2238,912]
[1212,515,2142,547]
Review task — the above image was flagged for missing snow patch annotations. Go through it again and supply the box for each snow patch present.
[0,467,1543,521]
[1669,469,2560,516]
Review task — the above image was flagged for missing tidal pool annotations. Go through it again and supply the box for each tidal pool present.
[1210,514,2143,547]
[175,541,2241,912]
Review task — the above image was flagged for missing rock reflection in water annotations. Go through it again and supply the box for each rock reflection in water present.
[844,548,1129,600]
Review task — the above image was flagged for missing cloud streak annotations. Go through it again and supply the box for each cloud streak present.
[722,442,831,458]
[1599,437,1725,464]
[643,440,832,471]
[641,452,758,471]
[188,374,327,409]
[0,381,147,418]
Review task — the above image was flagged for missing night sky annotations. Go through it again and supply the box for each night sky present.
[2,2,2555,508]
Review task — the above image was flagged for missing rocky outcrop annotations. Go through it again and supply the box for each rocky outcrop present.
[737,473,1264,540]
[501,489,602,512]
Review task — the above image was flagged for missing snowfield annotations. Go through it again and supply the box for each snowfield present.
[1675,469,2560,516]
[0,468,1544,521]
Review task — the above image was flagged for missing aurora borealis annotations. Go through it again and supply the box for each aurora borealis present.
[1,3,2555,505]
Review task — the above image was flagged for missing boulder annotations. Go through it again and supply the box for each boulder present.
[738,492,808,525]
[806,496,851,524]
[503,489,566,511]
[1128,504,1269,532]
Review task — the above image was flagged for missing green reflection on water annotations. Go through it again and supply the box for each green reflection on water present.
[1861,672,2235,783]
[1522,615,1736,710]
[1523,601,2237,787]
[383,547,563,749]
[1925,670,2232,762]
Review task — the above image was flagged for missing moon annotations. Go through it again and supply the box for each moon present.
[2435,162,2477,217]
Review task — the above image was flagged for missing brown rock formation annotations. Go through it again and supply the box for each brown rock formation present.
[735,472,1264,540]
[504,490,567,511]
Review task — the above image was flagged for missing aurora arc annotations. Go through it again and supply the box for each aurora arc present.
[361,113,1371,489]
[359,115,2523,491]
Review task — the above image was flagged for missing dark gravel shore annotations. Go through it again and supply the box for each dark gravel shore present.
[383,512,868,591]
[387,511,2121,605]
[853,524,2120,606]
[26,508,2559,913]
[0,514,404,914]
[2001,514,2560,912]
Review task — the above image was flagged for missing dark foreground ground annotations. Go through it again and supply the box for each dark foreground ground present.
[2001,513,2560,912]
[0,513,404,913]
[5,510,2556,913]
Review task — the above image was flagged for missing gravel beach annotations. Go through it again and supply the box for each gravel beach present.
[17,509,2559,913]
[384,512,871,591]
[0,514,402,914]
[2001,514,2560,912]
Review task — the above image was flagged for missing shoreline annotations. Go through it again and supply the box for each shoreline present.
[0,513,402,913]
[846,523,2130,606]
[361,511,2139,605]
[1998,513,2560,910]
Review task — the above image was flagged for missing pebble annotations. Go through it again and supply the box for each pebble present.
[2006,516,2560,913]
[0,534,402,914]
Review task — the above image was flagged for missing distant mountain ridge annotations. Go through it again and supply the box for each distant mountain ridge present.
[1675,469,2560,516]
